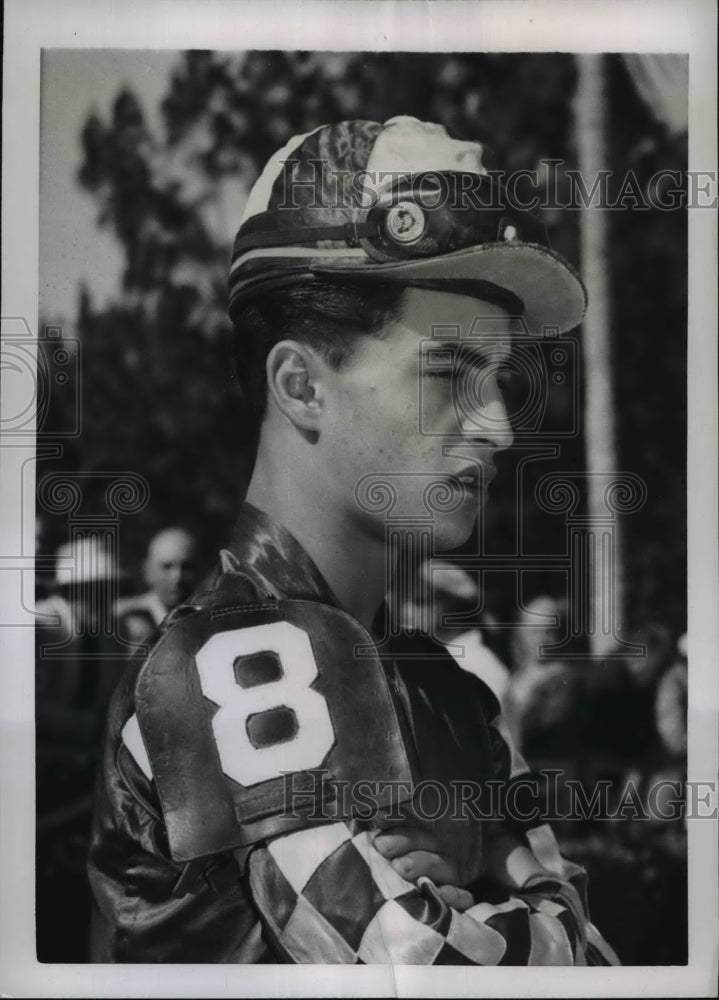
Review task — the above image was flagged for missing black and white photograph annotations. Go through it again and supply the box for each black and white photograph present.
[1,1,717,996]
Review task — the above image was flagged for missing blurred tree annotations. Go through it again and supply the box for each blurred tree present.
[606,54,687,635]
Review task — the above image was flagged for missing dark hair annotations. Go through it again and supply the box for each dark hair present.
[231,279,407,434]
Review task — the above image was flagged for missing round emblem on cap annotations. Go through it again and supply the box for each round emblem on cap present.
[384,201,427,245]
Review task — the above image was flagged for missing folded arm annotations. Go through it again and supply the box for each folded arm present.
[247,820,589,965]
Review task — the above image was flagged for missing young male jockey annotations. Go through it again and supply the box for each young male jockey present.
[89,116,619,965]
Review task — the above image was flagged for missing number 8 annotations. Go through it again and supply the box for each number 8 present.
[195,622,335,787]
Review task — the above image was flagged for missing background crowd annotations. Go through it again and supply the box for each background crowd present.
[36,531,687,964]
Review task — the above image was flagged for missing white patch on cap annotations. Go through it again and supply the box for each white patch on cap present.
[240,123,327,225]
[229,245,366,276]
[361,116,488,203]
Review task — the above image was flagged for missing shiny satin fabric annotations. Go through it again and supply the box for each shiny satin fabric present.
[88,502,617,964]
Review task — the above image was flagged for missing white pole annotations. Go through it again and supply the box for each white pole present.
[574,54,623,656]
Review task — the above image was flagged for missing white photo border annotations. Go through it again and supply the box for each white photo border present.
[1,0,716,996]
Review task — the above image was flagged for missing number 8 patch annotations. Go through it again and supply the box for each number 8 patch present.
[195,622,335,787]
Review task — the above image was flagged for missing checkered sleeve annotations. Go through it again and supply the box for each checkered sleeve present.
[247,821,593,965]
[487,712,620,966]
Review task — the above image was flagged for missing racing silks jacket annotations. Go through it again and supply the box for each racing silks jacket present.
[88,502,619,964]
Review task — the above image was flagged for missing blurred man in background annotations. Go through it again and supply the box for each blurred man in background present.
[508,594,584,762]
[36,535,127,961]
[36,535,126,751]
[115,526,200,644]
[581,622,674,774]
[655,632,687,762]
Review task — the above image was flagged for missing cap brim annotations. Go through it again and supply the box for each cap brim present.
[311,242,586,336]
